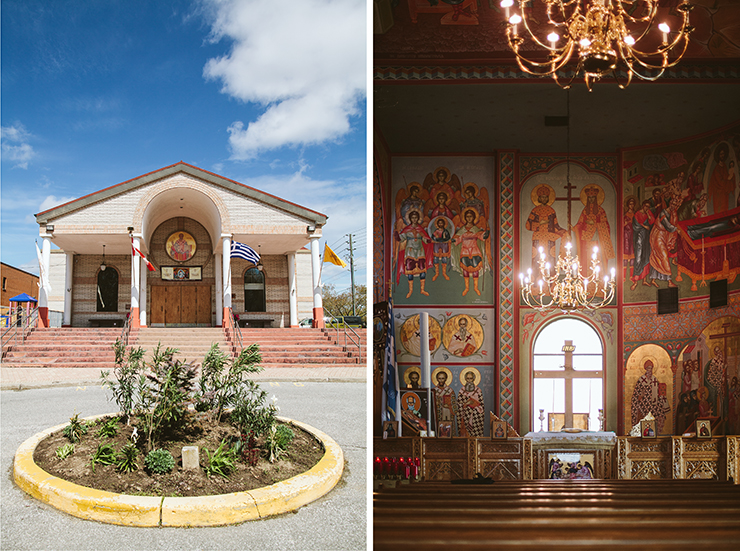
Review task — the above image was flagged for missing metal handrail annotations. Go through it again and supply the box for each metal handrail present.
[224,307,243,356]
[119,313,132,348]
[1,307,39,351]
[323,310,363,361]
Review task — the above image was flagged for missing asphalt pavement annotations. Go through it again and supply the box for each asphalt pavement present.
[1,381,368,550]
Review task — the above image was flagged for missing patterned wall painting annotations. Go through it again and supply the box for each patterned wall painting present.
[622,124,740,301]
[395,308,492,363]
[395,305,494,437]
[398,361,494,437]
[676,315,740,436]
[373,158,387,303]
[625,344,674,436]
[391,157,495,306]
[519,161,617,296]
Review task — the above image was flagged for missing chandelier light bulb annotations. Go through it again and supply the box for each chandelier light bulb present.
[502,0,694,90]
[659,22,670,42]
[500,0,513,19]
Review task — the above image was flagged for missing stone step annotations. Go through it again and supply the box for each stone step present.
[1,326,364,370]
[3,349,116,363]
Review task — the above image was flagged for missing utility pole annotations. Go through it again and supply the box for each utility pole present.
[347,233,356,315]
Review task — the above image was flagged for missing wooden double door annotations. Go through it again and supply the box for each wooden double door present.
[151,285,211,325]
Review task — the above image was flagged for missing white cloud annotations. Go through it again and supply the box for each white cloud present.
[238,168,364,259]
[200,0,366,160]
[19,261,40,276]
[1,123,35,169]
[38,195,77,212]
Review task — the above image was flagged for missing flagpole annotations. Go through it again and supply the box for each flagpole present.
[348,233,356,316]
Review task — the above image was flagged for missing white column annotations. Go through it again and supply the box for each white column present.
[420,312,431,387]
[309,235,323,327]
[131,235,141,316]
[287,252,298,327]
[139,256,147,326]
[63,252,74,326]
[39,236,51,309]
[215,252,223,326]
[222,236,232,309]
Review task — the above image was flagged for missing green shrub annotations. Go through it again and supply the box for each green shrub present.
[116,443,139,473]
[101,341,145,423]
[55,443,74,460]
[230,384,278,440]
[138,344,198,453]
[97,417,119,439]
[63,413,89,443]
[90,443,117,472]
[203,439,238,479]
[195,343,263,422]
[145,448,175,474]
[266,424,295,463]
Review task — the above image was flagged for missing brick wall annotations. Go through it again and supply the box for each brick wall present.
[1,263,39,316]
[71,254,131,327]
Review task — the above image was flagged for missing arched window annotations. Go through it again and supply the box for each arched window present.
[97,268,118,312]
[244,267,265,312]
[532,318,604,432]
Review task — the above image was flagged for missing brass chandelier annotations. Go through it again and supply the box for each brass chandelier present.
[520,242,616,313]
[500,0,694,90]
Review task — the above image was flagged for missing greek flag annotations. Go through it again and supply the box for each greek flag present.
[231,241,260,264]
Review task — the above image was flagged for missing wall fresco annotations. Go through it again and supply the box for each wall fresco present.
[391,157,495,306]
[625,344,674,436]
[519,160,618,295]
[622,124,740,300]
[676,316,740,435]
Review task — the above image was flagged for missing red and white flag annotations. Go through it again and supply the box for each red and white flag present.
[131,237,155,271]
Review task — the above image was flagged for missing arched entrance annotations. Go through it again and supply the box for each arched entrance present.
[148,217,214,327]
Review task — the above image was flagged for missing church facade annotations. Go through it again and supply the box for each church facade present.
[35,162,328,330]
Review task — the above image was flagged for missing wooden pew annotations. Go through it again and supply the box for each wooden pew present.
[374,480,740,550]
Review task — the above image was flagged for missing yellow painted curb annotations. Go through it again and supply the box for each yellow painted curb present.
[14,414,344,527]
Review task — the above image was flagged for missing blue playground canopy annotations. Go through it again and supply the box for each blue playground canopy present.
[8,293,37,303]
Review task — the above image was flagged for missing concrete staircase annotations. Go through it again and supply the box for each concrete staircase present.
[1,326,366,371]
[131,327,230,366]
[1,328,120,369]
[235,327,366,368]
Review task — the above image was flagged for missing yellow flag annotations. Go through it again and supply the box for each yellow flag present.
[323,243,347,268]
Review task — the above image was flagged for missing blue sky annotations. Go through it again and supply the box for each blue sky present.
[1,0,367,294]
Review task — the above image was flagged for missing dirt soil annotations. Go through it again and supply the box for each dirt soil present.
[34,412,324,497]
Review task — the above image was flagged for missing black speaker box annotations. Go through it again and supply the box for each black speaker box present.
[709,279,728,309]
[657,287,679,315]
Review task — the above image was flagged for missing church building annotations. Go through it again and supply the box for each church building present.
[373,1,740,481]
[35,162,328,330]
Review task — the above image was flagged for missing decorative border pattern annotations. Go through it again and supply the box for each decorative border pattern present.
[374,65,740,82]
[498,151,516,423]
[373,160,386,302]
[622,294,740,362]
[519,155,617,182]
